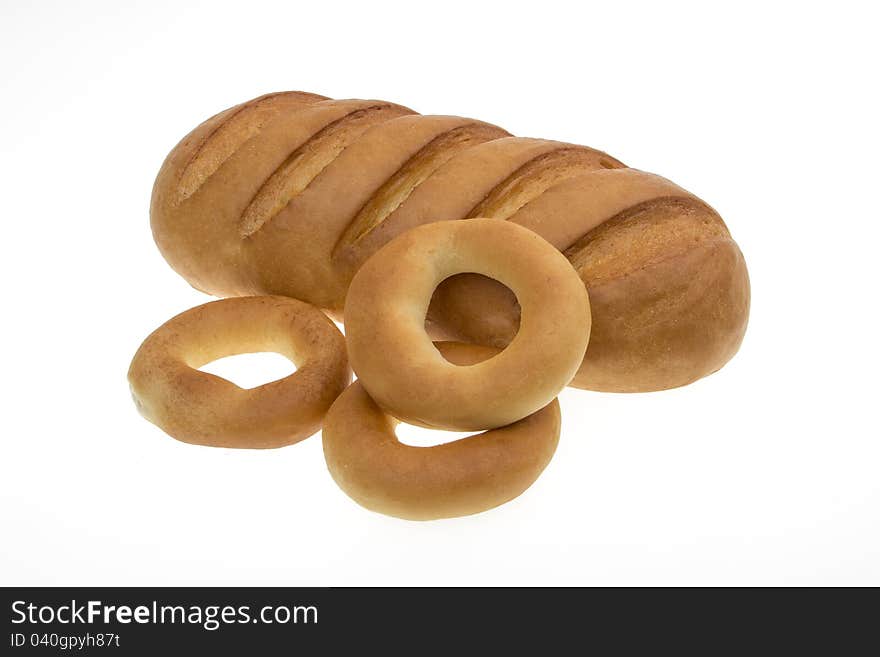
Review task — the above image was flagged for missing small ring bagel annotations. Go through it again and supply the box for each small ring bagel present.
[322,343,561,520]
[344,218,590,430]
[128,296,351,448]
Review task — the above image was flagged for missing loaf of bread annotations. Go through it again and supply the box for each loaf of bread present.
[151,91,749,392]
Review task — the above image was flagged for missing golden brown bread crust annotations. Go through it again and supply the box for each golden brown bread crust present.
[322,343,561,520]
[426,178,751,391]
[150,91,750,392]
[332,138,624,279]
[243,115,509,308]
[127,296,351,448]
[344,219,590,430]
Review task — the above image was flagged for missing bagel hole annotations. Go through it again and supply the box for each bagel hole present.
[395,423,474,448]
[198,352,297,389]
[426,274,521,359]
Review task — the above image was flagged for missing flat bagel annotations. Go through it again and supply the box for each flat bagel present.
[128,296,351,448]
[344,218,590,430]
[323,343,561,520]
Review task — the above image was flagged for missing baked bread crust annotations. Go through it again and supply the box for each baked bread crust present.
[150,91,750,392]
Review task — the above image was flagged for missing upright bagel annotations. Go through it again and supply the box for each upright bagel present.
[150,90,750,392]
[128,296,351,448]
[323,343,561,521]
[344,219,590,430]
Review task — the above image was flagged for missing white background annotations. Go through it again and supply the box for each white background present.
[1,0,877,586]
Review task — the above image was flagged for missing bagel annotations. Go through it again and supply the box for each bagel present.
[128,296,351,448]
[344,218,590,430]
[323,343,561,520]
